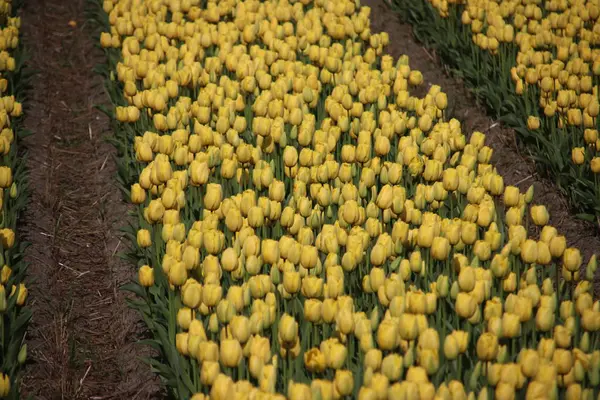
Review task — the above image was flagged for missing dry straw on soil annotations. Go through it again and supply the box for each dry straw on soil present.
[20,0,160,398]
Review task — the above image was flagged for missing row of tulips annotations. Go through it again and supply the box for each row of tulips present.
[391,0,600,224]
[92,0,600,399]
[0,0,30,398]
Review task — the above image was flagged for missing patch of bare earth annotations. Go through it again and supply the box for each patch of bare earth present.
[366,0,600,289]
[19,0,161,398]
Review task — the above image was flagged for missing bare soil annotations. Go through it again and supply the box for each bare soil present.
[365,0,600,277]
[19,0,160,398]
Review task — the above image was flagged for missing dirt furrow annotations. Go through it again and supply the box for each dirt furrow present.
[19,0,159,398]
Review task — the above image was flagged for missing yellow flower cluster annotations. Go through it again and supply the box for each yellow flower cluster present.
[100,0,599,399]
[0,11,21,251]
[429,0,600,174]
[0,9,23,306]
[0,0,27,397]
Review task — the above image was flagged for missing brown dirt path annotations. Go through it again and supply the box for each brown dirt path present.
[366,0,600,279]
[19,0,160,398]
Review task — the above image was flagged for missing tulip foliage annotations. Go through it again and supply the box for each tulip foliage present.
[93,0,600,399]
[0,0,30,398]
[392,0,600,222]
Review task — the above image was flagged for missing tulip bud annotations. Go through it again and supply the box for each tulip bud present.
[279,314,298,346]
[458,266,476,292]
[456,292,477,319]
[304,299,322,324]
[563,247,582,272]
[0,373,10,397]
[18,343,27,365]
[518,349,539,378]
[444,334,459,360]
[450,281,459,299]
[335,307,354,336]
[398,313,418,341]
[135,264,154,288]
[325,341,348,370]
[550,235,567,258]
[572,147,585,165]
[530,204,549,226]
[585,255,597,281]
[364,348,383,371]
[403,343,415,368]
[177,307,194,330]
[136,229,152,248]
[220,339,243,368]
[527,116,540,130]
[476,332,498,362]
[0,229,14,249]
[418,348,439,375]
[469,361,482,391]
[501,313,521,338]
[436,275,449,297]
[495,382,515,400]
[333,369,353,396]
[519,239,538,264]
[525,185,534,204]
[381,354,403,381]
[443,168,459,191]
[200,361,220,386]
[288,382,312,400]
[431,236,450,261]
[131,183,146,204]
[0,166,12,188]
[553,348,573,375]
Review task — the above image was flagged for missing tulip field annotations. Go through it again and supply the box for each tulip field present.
[78,0,600,399]
[0,0,31,398]
[392,0,600,224]
[6,0,600,398]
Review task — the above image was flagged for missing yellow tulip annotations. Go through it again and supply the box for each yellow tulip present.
[131,183,147,204]
[572,147,585,165]
[278,314,298,345]
[287,382,311,400]
[220,339,242,368]
[563,248,582,272]
[535,306,555,332]
[501,313,521,338]
[199,362,221,389]
[0,166,11,188]
[399,313,419,341]
[204,183,222,211]
[138,265,154,287]
[476,332,498,362]
[527,116,540,130]
[444,334,459,360]
[553,349,574,375]
[530,205,549,226]
[495,382,515,400]
[304,347,326,373]
[332,369,353,396]
[549,235,567,258]
[439,164,460,190]
[519,349,539,378]
[538,338,556,361]
[431,236,450,261]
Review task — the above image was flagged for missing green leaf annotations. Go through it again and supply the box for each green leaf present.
[576,213,596,222]
[11,308,32,335]
[137,339,163,351]
[389,257,402,271]
[120,282,147,298]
